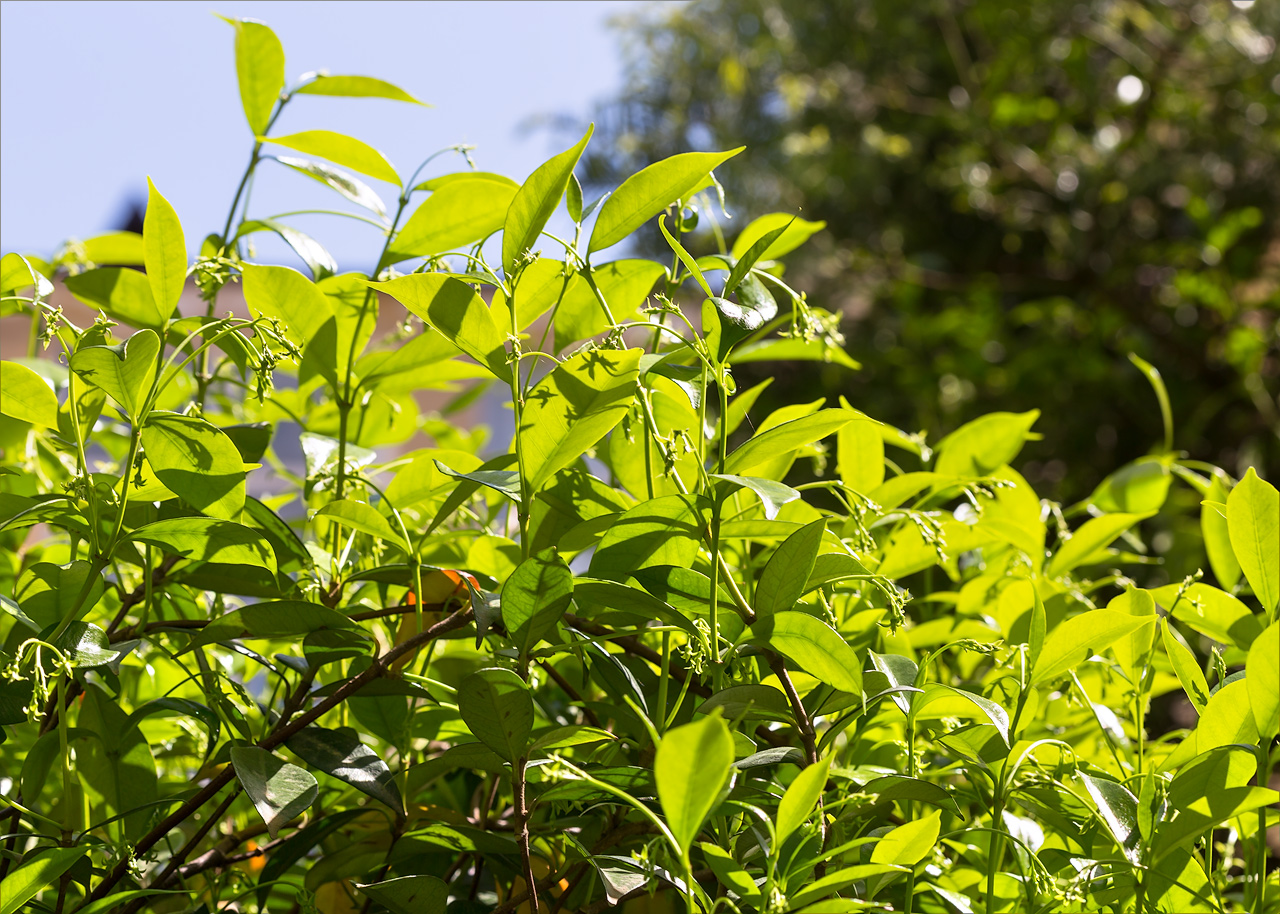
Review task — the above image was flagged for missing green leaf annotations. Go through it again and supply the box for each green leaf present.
[837,417,885,494]
[355,876,448,914]
[274,155,387,217]
[222,17,284,135]
[143,178,187,312]
[241,262,335,351]
[53,621,117,667]
[753,611,863,695]
[1226,466,1278,613]
[1202,474,1241,590]
[1107,588,1158,687]
[286,725,403,814]
[231,746,319,839]
[710,474,801,521]
[912,685,1010,745]
[934,409,1040,476]
[590,494,707,582]
[1129,353,1174,453]
[142,412,247,520]
[731,212,827,260]
[724,408,856,476]
[521,347,642,491]
[434,459,522,503]
[295,74,425,104]
[754,518,826,618]
[237,219,337,281]
[80,231,146,266]
[315,498,409,552]
[15,561,103,629]
[503,126,592,275]
[588,148,743,254]
[728,335,861,371]
[130,517,277,572]
[76,684,158,840]
[388,174,518,262]
[1045,512,1148,578]
[264,130,399,185]
[501,548,572,656]
[1246,620,1279,739]
[556,258,666,344]
[0,846,88,914]
[1162,618,1211,714]
[656,714,734,855]
[457,667,533,762]
[370,274,511,382]
[0,360,59,428]
[1153,582,1262,650]
[776,756,830,844]
[1161,679,1260,772]
[1030,609,1157,685]
[870,808,942,866]
[700,842,762,900]
[64,267,167,329]
[194,601,363,649]
[1079,773,1140,864]
[69,328,161,419]
[1089,456,1173,514]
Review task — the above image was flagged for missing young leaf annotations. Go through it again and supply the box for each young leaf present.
[1225,466,1278,613]
[1246,620,1279,739]
[69,329,160,419]
[143,178,186,313]
[264,130,400,185]
[314,499,409,552]
[241,263,335,345]
[501,548,572,656]
[0,847,89,914]
[274,155,387,217]
[724,408,856,476]
[130,517,277,572]
[370,274,512,382]
[457,668,533,762]
[753,611,863,695]
[870,808,942,866]
[64,266,167,330]
[754,517,826,618]
[934,409,1040,476]
[588,147,743,254]
[1202,474,1241,590]
[388,174,518,262]
[1030,609,1154,685]
[776,756,830,844]
[221,16,284,136]
[521,347,642,491]
[0,361,59,428]
[1045,512,1149,578]
[655,714,734,855]
[141,412,247,520]
[503,126,592,275]
[1161,618,1210,714]
[286,725,404,814]
[837,416,885,494]
[231,746,319,839]
[710,474,801,520]
[295,74,425,104]
[731,212,827,260]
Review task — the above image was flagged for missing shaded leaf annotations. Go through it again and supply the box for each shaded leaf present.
[231,746,319,839]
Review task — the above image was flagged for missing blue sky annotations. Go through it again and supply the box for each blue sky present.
[0,0,662,269]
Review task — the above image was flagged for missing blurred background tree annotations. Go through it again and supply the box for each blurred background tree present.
[581,0,1279,501]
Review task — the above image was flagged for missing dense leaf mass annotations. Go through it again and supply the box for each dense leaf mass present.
[1,14,1277,914]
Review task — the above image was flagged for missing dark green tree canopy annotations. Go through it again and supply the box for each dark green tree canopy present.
[587,0,1279,498]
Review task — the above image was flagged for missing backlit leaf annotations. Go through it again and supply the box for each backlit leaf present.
[0,361,59,428]
[503,126,592,275]
[143,178,187,312]
[1226,467,1278,613]
[457,667,533,762]
[265,130,400,185]
[656,714,734,854]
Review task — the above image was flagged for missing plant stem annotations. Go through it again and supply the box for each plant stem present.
[513,756,540,912]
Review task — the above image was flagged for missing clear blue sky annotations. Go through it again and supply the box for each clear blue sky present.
[0,0,664,270]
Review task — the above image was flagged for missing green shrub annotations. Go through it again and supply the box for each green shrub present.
[1,16,1276,914]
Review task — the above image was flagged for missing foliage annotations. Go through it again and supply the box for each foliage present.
[584,0,1280,501]
[1,15,1278,914]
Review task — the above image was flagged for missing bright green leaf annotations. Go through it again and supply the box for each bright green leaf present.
[0,361,59,428]
[143,178,187,312]
[265,130,400,185]
[231,746,319,839]
[142,412,247,520]
[1045,512,1148,578]
[753,611,863,695]
[1226,466,1278,613]
[69,329,160,419]
[656,714,734,854]
[503,127,592,275]
[295,74,425,104]
[223,17,284,136]
[1030,609,1154,685]
[501,548,572,656]
[776,756,830,844]
[754,518,826,617]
